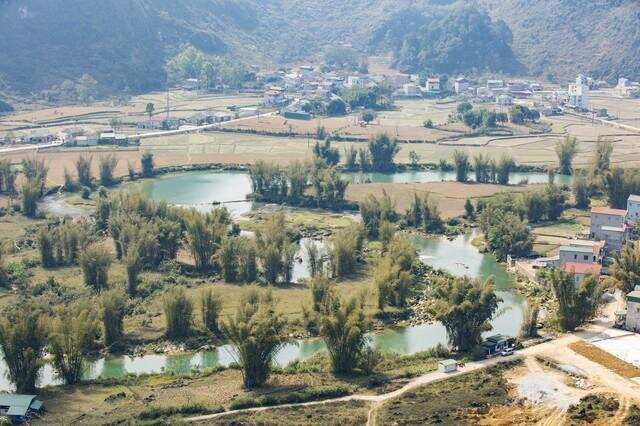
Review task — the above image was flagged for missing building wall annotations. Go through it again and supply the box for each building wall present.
[591,213,625,231]
[559,249,596,264]
[628,201,640,223]
[626,301,640,332]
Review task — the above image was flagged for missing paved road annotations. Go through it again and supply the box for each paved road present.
[134,111,276,139]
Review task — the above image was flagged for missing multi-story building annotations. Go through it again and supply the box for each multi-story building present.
[627,195,640,224]
[568,75,590,110]
[590,206,628,251]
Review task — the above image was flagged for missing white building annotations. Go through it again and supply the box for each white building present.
[628,195,640,223]
[590,206,628,251]
[454,77,470,94]
[568,75,590,110]
[263,88,286,107]
[74,135,98,147]
[626,291,640,332]
[496,94,514,105]
[487,80,504,90]
[425,78,441,92]
[559,245,599,265]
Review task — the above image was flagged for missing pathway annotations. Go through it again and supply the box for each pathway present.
[184,336,578,423]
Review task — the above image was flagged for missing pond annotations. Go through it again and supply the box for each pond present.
[139,169,571,216]
[139,170,255,216]
[343,170,571,186]
[0,232,524,391]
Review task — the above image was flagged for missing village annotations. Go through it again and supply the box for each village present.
[2,52,640,426]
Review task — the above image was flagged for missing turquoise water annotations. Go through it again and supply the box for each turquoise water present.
[0,232,523,391]
[140,170,571,217]
[343,170,571,186]
[140,170,255,216]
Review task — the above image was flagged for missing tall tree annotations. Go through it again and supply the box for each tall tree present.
[608,242,640,294]
[453,150,470,182]
[320,297,369,375]
[433,276,500,352]
[163,287,193,339]
[0,308,47,393]
[221,289,289,388]
[550,269,602,331]
[101,289,127,347]
[50,306,98,385]
[368,133,399,172]
[555,136,579,175]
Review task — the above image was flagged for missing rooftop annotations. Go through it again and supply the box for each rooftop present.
[629,194,640,203]
[560,245,593,254]
[0,394,41,417]
[591,206,627,216]
[561,262,602,275]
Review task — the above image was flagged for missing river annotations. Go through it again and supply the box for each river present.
[0,231,523,391]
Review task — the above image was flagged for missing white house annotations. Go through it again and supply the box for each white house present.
[568,75,590,110]
[625,291,640,332]
[263,88,286,107]
[590,206,628,251]
[559,245,598,265]
[454,77,470,94]
[487,80,504,90]
[496,94,514,106]
[627,195,640,223]
[74,135,98,147]
[438,359,457,373]
[425,78,441,93]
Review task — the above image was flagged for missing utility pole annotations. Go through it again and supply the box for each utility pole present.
[166,92,170,121]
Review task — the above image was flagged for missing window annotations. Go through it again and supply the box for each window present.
[584,255,589,261]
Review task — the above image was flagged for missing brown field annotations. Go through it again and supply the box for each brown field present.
[346,181,539,218]
[220,114,457,142]
[569,341,640,379]
[0,92,263,137]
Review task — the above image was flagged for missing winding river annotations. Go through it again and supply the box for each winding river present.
[0,232,522,391]
[6,169,532,391]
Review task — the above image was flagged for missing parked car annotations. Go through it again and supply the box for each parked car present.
[500,347,515,357]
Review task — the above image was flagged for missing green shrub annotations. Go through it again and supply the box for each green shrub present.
[137,403,223,420]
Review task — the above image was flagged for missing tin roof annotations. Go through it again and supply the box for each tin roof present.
[591,206,627,216]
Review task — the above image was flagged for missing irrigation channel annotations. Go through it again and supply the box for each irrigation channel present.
[4,169,534,391]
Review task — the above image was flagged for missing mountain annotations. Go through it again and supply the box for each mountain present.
[369,5,523,76]
[479,0,640,82]
[0,0,638,96]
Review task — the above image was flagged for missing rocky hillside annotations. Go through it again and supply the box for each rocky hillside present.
[0,0,638,95]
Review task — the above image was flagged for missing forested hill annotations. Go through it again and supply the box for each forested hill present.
[0,0,638,96]
[369,5,523,76]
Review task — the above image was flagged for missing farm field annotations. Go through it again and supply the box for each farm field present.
[345,181,540,219]
[0,91,263,137]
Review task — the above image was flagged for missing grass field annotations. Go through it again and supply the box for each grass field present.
[375,363,516,425]
[35,349,441,424]
[209,400,370,425]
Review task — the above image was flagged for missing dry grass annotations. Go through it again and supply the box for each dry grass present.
[569,341,640,379]
[210,400,370,426]
[345,181,538,218]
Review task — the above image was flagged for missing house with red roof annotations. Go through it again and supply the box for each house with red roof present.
[561,262,602,285]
